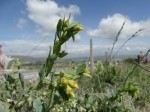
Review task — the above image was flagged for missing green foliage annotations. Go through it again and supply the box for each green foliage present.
[73,58,149,111]
[76,64,86,75]
[123,58,135,64]
[0,15,149,112]
[33,98,43,112]
[0,17,88,112]
[0,101,10,112]
[58,50,68,58]
[122,82,141,98]
[19,73,24,89]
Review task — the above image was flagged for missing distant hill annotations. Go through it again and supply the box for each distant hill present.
[10,55,46,64]
[9,54,150,65]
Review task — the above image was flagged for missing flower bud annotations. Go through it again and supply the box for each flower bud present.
[61,77,68,85]
[68,80,79,89]
[64,20,69,28]
[73,25,84,32]
[61,31,67,38]
[66,85,75,97]
[83,73,92,78]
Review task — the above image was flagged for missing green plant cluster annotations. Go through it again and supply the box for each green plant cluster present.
[0,17,92,112]
[0,17,150,112]
[74,61,150,112]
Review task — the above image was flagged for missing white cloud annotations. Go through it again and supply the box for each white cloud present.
[1,38,86,57]
[17,18,27,29]
[88,13,150,39]
[125,46,131,51]
[125,44,148,52]
[26,0,80,36]
[1,39,51,57]
[75,34,81,41]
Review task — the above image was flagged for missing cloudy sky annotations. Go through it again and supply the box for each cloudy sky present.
[0,0,150,58]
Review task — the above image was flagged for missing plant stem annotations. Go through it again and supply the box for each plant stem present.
[10,94,23,112]
[118,65,138,88]
[117,49,150,88]
[46,88,55,112]
[133,61,150,73]
[112,29,144,59]
[45,74,55,112]
[49,101,57,110]
[108,21,125,62]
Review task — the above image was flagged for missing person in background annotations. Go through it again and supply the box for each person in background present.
[0,45,4,74]
[143,53,148,64]
[137,51,144,64]
[0,45,12,73]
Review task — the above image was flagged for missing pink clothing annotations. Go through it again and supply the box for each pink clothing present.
[0,50,3,55]
[0,54,4,75]
[0,44,4,55]
[144,57,148,63]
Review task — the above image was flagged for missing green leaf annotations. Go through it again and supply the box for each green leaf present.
[56,19,63,38]
[53,72,60,76]
[64,19,69,28]
[36,81,44,90]
[16,100,25,108]
[53,80,58,87]
[110,66,116,76]
[43,79,51,85]
[65,68,76,75]
[23,91,30,97]
[50,54,57,60]
[48,83,54,90]
[33,98,43,112]
[63,73,73,79]
[76,64,86,75]
[58,86,69,101]
[0,101,10,112]
[27,97,33,107]
[39,65,45,79]
[58,50,68,58]
[53,94,59,102]
[6,75,15,84]
[63,68,78,79]
[19,73,24,89]
[5,82,11,91]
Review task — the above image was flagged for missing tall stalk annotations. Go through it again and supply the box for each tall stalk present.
[112,29,144,59]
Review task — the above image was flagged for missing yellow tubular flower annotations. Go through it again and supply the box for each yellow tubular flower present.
[66,85,75,97]
[68,80,79,89]
[61,77,68,85]
[83,73,92,78]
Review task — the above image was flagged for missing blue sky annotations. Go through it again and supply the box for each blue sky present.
[0,0,150,58]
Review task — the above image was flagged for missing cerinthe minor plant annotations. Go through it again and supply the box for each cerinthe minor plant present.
[0,17,92,112]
